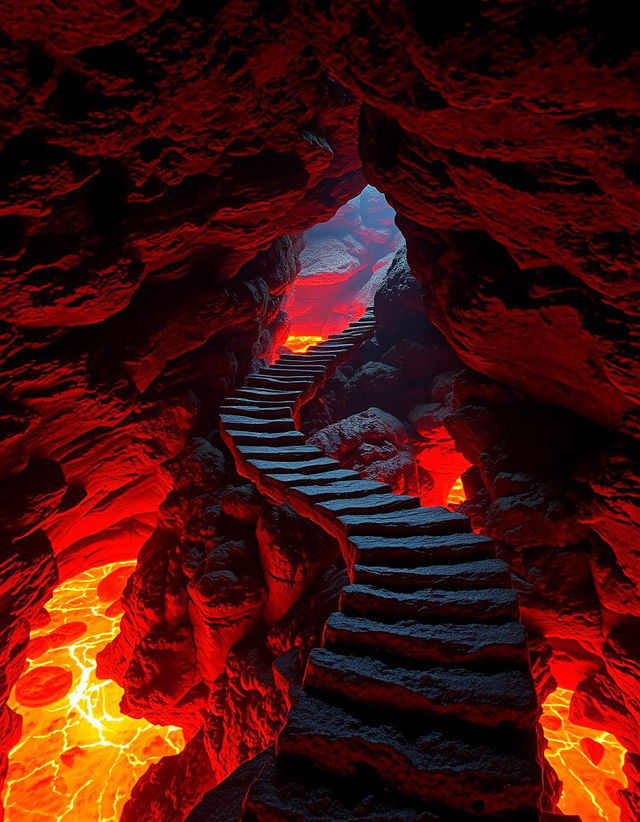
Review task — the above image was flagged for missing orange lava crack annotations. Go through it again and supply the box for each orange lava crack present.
[542,687,628,822]
[3,562,184,822]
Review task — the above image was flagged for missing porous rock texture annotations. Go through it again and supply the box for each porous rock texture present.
[0,0,362,813]
[3,1,640,821]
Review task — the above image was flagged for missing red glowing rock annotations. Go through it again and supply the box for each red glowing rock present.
[27,622,88,660]
[97,565,134,603]
[15,666,73,708]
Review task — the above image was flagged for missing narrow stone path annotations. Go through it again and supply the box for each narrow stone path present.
[219,308,542,821]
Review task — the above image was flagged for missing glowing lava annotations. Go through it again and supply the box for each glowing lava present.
[445,476,466,508]
[541,687,628,822]
[284,334,326,353]
[3,562,184,822]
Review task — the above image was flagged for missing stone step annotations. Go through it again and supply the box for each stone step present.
[271,359,329,368]
[259,365,326,376]
[349,532,495,567]
[351,559,512,591]
[247,375,315,390]
[219,414,296,433]
[278,693,541,817]
[267,469,362,485]
[234,387,299,403]
[219,404,293,419]
[248,457,341,475]
[339,506,470,538]
[318,493,421,517]
[323,612,530,667]
[289,479,391,501]
[237,444,326,462]
[308,343,353,352]
[224,429,304,447]
[347,322,375,331]
[328,331,368,339]
[304,648,537,731]
[278,353,337,362]
[223,397,297,412]
[341,584,520,623]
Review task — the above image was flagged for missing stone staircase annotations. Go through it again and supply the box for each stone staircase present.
[219,308,542,821]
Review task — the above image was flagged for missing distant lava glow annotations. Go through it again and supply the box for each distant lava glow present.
[284,334,326,353]
[4,562,184,822]
[542,687,627,822]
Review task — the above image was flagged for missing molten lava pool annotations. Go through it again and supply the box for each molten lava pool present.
[284,334,326,353]
[3,562,184,822]
[542,687,628,821]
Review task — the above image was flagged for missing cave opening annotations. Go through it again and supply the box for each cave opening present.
[281,183,470,512]
[282,185,402,352]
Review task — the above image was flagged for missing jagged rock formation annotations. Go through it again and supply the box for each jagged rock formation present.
[0,1,362,801]
[2,1,640,819]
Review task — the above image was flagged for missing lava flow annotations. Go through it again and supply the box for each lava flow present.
[541,687,628,821]
[3,561,184,822]
[445,476,466,508]
[284,334,326,353]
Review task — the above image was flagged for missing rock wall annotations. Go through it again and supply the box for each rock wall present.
[0,0,363,807]
[3,1,640,820]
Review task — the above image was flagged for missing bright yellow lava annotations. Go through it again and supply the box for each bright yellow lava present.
[542,687,627,822]
[446,476,466,508]
[284,334,325,353]
[3,561,184,822]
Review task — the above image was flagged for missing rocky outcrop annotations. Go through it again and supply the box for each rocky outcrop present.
[0,0,365,803]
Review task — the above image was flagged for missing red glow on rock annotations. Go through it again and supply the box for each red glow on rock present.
[542,687,628,822]
[3,562,184,822]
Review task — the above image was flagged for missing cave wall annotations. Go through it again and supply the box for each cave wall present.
[0,0,364,804]
[297,2,640,817]
[2,1,640,820]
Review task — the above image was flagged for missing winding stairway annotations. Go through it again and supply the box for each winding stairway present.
[219,308,543,821]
